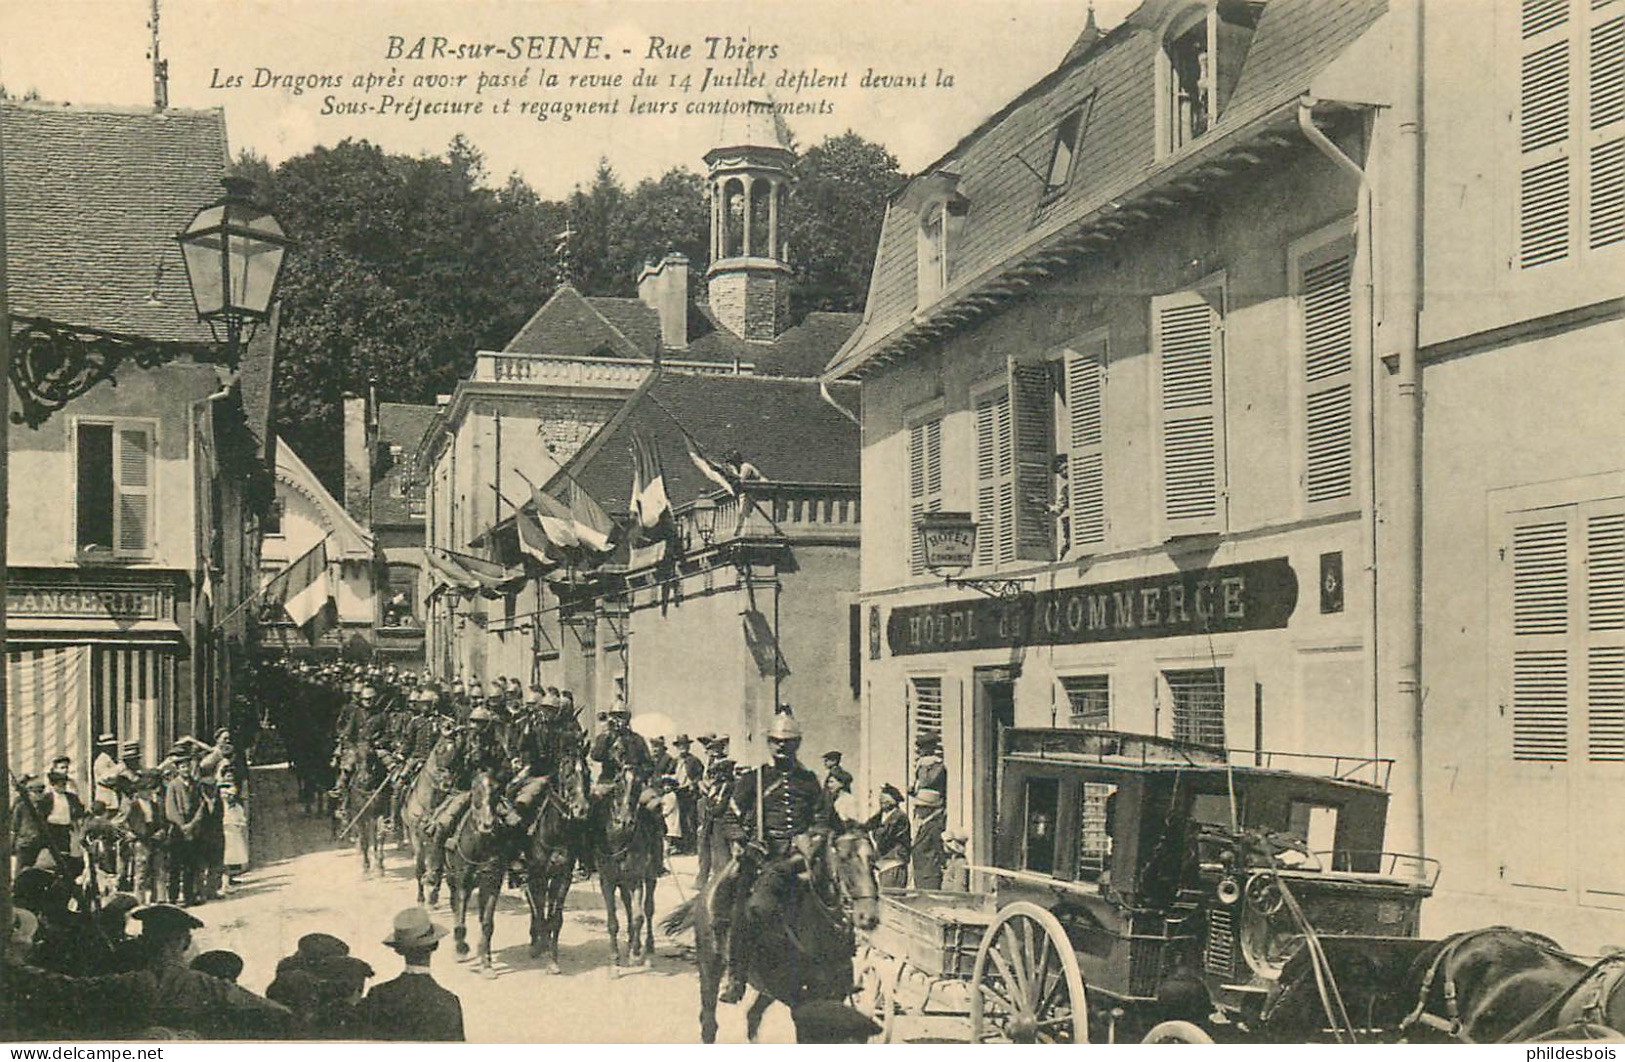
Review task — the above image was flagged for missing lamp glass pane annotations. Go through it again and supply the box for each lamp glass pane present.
[227,233,285,316]
[180,235,226,316]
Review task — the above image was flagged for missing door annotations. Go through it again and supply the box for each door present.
[973,667,1017,875]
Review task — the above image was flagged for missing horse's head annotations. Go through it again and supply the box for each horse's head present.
[469,770,496,834]
[824,829,880,932]
[556,751,590,820]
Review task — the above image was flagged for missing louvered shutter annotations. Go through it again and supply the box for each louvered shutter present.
[114,427,153,557]
[1009,358,1056,561]
[1512,519,1571,761]
[974,391,1015,567]
[1588,511,1625,761]
[1519,0,1576,268]
[1587,0,1625,249]
[1299,245,1356,507]
[907,418,943,576]
[1064,339,1108,551]
[1154,290,1225,534]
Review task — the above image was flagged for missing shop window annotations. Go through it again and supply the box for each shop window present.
[1165,667,1226,746]
[1022,776,1061,874]
[1061,674,1111,728]
[1160,1,1263,157]
[382,563,421,628]
[75,420,154,558]
[907,416,943,576]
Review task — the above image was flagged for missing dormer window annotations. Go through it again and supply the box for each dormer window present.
[916,194,968,308]
[1044,111,1083,195]
[1159,0,1263,156]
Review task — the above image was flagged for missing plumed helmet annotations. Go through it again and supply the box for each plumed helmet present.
[469,704,498,724]
[766,708,802,742]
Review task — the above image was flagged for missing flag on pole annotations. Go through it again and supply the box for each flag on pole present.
[516,509,563,568]
[262,539,336,645]
[530,488,581,551]
[568,481,616,554]
[687,435,749,497]
[630,432,672,536]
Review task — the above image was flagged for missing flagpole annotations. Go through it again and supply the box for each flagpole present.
[213,532,332,631]
[642,390,786,537]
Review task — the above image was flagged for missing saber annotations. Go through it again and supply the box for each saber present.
[337,775,394,840]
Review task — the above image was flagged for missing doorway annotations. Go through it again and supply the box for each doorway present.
[972,666,1017,873]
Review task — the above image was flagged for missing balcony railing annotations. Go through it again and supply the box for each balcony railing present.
[473,351,755,387]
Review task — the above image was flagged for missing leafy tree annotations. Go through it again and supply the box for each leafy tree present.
[785,131,905,316]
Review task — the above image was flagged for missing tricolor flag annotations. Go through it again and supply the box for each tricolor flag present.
[686,435,741,496]
[263,539,336,645]
[530,488,581,551]
[630,432,673,538]
[516,508,564,568]
[568,481,616,554]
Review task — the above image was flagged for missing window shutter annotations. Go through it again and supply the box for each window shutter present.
[1155,290,1225,533]
[1588,4,1625,248]
[1589,512,1625,761]
[1300,249,1356,506]
[1009,358,1055,561]
[1064,339,1108,551]
[974,391,1014,567]
[1519,0,1575,268]
[114,427,153,556]
[907,418,943,576]
[1512,519,1571,761]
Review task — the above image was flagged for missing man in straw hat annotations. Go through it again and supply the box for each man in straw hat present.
[363,907,464,1041]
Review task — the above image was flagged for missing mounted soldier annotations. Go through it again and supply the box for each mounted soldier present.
[588,701,652,787]
[713,706,842,1005]
[420,696,510,882]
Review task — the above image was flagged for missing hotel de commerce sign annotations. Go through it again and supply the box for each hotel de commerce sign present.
[886,558,1298,656]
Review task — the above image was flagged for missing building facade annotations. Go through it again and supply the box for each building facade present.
[825,0,1623,949]
[4,102,279,775]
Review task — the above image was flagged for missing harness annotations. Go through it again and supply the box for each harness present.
[1398,927,1614,1042]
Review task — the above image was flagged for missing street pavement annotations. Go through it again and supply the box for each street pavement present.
[186,764,798,1043]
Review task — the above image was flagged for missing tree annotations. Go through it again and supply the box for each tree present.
[784,131,905,317]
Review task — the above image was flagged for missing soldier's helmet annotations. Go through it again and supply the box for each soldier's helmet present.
[360,686,377,704]
[467,682,485,701]
[469,704,498,724]
[766,707,802,743]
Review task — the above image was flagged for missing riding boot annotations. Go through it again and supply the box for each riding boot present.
[718,859,753,1005]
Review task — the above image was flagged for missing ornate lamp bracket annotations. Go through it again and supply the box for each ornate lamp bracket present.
[8,314,217,428]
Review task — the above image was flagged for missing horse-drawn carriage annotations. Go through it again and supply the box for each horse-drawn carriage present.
[857,727,1449,1043]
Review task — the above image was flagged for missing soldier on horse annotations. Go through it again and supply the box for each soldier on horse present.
[421,692,511,882]
[713,706,843,1005]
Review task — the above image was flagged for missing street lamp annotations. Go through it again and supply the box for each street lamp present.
[690,494,718,547]
[176,175,290,358]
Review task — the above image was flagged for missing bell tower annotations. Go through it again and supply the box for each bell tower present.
[705,100,795,342]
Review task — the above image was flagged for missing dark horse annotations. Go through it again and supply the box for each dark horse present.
[518,751,590,974]
[595,766,663,975]
[400,732,458,905]
[1397,927,1625,1042]
[445,770,506,978]
[663,830,881,1043]
[340,739,388,875]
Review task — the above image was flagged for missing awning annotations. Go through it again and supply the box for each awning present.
[7,617,186,645]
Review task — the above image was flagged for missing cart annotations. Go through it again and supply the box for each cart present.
[858,727,1441,1044]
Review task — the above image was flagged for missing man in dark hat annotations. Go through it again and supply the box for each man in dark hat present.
[131,903,291,1036]
[190,949,245,983]
[911,733,948,805]
[40,758,86,878]
[910,789,947,890]
[362,907,464,1041]
[307,954,375,1038]
[865,785,911,889]
[672,735,703,854]
[268,932,352,1005]
[163,748,206,905]
[822,751,856,825]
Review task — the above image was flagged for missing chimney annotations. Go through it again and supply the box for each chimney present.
[342,392,372,525]
[636,252,689,353]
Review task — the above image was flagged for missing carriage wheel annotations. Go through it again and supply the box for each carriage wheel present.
[1141,1020,1216,1044]
[853,951,902,1044]
[969,901,1089,1044]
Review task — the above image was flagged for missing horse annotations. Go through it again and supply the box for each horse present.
[339,740,388,875]
[663,829,881,1044]
[1397,927,1625,1042]
[399,731,458,905]
[595,766,663,975]
[518,748,591,974]
[445,769,507,979]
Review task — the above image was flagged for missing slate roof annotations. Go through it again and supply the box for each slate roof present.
[497,280,859,379]
[830,0,1387,379]
[1,102,229,344]
[372,402,436,527]
[550,371,862,515]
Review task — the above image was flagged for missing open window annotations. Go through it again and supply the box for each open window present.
[75,420,155,559]
[1159,1,1264,156]
[1044,111,1083,195]
[1022,776,1062,874]
[916,194,968,308]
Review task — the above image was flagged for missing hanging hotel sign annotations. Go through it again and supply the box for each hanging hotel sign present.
[886,557,1298,656]
[7,584,165,621]
[916,511,978,570]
